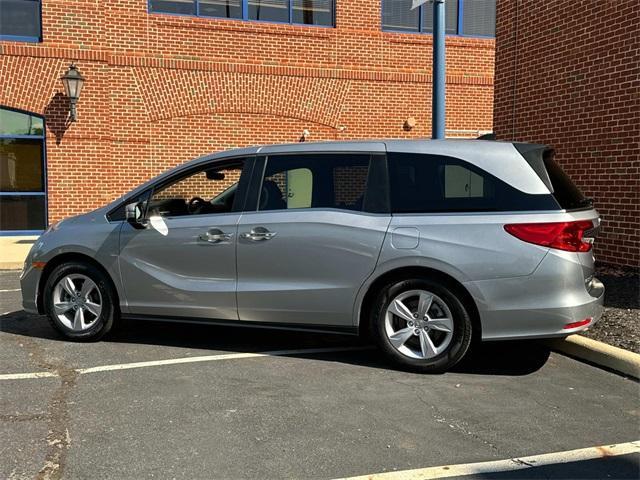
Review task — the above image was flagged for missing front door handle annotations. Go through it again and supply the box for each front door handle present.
[240,226,277,241]
[198,228,233,243]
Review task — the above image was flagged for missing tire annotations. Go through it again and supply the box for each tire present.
[44,262,117,341]
[370,277,473,373]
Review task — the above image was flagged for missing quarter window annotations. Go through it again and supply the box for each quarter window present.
[0,107,46,232]
[388,153,558,213]
[0,0,41,42]
[150,0,335,26]
[258,154,372,212]
[382,0,495,37]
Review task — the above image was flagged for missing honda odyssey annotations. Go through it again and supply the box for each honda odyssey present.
[20,140,604,372]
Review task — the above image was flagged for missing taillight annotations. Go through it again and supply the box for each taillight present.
[504,220,594,252]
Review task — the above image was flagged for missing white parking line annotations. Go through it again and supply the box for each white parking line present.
[0,288,20,293]
[0,345,372,381]
[336,440,640,480]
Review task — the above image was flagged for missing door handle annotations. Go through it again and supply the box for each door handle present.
[240,226,277,241]
[198,228,233,243]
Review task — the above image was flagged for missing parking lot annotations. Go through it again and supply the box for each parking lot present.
[1,269,639,479]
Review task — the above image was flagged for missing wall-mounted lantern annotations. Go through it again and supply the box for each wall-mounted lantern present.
[61,63,85,122]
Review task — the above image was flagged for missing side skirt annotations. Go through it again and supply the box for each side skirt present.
[122,314,359,336]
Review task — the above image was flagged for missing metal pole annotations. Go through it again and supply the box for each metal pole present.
[432,0,446,139]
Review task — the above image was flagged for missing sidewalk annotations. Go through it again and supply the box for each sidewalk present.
[0,236,38,270]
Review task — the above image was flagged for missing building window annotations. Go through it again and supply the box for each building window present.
[382,0,495,37]
[149,0,335,26]
[0,107,47,233]
[0,0,41,42]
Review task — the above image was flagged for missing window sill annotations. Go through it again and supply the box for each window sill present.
[0,35,41,43]
[383,31,495,47]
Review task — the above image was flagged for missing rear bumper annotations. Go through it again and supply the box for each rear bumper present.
[466,250,605,341]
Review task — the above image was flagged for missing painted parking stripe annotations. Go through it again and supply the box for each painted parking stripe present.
[336,440,640,480]
[0,288,20,293]
[0,345,371,381]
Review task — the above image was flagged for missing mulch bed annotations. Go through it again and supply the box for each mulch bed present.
[581,265,640,353]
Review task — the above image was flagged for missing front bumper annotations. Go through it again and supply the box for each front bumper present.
[20,263,43,314]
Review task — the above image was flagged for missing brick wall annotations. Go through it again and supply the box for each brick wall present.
[493,0,639,267]
[0,0,494,227]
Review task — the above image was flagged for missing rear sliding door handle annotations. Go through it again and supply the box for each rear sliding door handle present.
[240,226,277,241]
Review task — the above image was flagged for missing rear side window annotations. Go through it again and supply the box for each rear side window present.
[543,154,591,210]
[259,154,379,212]
[515,144,591,211]
[388,153,558,213]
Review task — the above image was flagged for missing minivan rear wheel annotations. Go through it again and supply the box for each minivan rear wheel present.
[44,262,117,341]
[371,278,473,372]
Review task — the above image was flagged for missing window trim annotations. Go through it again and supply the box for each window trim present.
[147,0,336,28]
[0,0,43,43]
[381,0,495,39]
[0,106,47,234]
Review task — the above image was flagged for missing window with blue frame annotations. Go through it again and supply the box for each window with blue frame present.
[149,0,335,26]
[0,108,47,233]
[382,0,495,37]
[0,0,41,42]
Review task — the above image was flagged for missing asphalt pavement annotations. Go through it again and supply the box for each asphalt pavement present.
[1,269,638,479]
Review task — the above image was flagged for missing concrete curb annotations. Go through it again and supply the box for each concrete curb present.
[546,335,640,379]
[0,263,23,270]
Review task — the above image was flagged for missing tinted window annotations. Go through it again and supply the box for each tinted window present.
[0,108,46,232]
[149,0,196,14]
[382,0,419,32]
[422,0,458,34]
[200,0,242,18]
[382,0,494,37]
[0,195,45,230]
[0,0,41,40]
[291,0,333,26]
[259,154,372,212]
[462,0,495,36]
[388,153,558,213]
[544,155,591,211]
[248,0,289,22]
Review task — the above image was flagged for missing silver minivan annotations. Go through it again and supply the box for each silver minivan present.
[20,140,604,372]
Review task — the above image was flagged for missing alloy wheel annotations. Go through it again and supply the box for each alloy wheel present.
[384,289,454,360]
[52,274,103,331]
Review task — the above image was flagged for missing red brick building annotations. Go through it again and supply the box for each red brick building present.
[493,0,639,268]
[0,0,495,235]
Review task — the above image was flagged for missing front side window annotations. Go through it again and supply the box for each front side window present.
[388,153,557,213]
[148,162,245,218]
[0,0,41,41]
[258,154,372,212]
[382,0,495,37]
[0,107,46,232]
[150,0,334,26]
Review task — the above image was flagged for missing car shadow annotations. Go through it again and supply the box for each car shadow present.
[0,310,550,377]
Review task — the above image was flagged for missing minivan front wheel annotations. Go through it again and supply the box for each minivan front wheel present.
[44,262,116,341]
[371,278,473,372]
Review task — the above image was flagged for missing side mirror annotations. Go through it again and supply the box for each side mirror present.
[125,202,147,229]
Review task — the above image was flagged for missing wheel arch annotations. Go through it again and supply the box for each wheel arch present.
[37,252,120,315]
[356,266,482,341]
